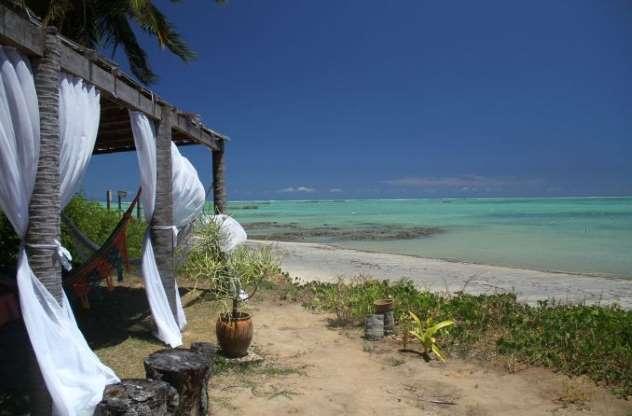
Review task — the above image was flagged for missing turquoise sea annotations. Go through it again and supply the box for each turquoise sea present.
[225,197,632,279]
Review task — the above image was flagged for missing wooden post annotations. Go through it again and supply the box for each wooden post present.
[212,139,226,214]
[106,190,112,211]
[95,379,179,415]
[25,26,62,415]
[117,190,127,214]
[152,106,178,318]
[144,349,211,416]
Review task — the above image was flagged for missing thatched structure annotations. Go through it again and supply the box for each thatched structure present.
[1,3,227,412]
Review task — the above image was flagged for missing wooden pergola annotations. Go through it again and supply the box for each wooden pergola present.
[0,0,226,369]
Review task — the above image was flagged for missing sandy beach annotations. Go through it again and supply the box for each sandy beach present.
[250,240,632,309]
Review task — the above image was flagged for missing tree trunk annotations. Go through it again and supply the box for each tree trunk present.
[190,341,217,414]
[25,26,62,416]
[212,140,226,214]
[152,107,178,319]
[94,379,179,416]
[144,349,211,416]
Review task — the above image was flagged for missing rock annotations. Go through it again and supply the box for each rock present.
[94,378,178,416]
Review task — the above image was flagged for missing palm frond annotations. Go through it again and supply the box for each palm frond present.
[128,0,196,61]
[102,14,157,84]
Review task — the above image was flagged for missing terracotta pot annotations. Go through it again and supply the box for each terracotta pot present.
[216,312,253,358]
[373,298,394,314]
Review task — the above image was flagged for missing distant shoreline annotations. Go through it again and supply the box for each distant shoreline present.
[249,239,632,309]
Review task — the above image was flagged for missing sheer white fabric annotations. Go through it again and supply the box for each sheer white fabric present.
[0,46,39,236]
[170,143,205,329]
[205,214,248,253]
[130,111,181,347]
[59,73,100,208]
[0,47,118,416]
[171,143,205,228]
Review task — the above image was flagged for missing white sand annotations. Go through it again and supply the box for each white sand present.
[249,240,632,309]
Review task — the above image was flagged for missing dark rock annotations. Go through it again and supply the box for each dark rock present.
[94,379,178,416]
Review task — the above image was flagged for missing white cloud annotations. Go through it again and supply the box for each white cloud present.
[380,175,543,191]
[277,186,316,193]
[329,188,343,193]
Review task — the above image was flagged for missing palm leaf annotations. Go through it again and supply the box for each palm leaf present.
[409,311,422,326]
[427,319,455,336]
[102,14,157,83]
[128,0,196,61]
[431,344,447,362]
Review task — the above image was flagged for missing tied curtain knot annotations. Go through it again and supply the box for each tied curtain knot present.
[25,239,73,271]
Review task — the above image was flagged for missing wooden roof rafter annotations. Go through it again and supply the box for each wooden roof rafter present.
[0,2,228,153]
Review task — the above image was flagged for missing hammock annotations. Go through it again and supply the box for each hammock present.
[63,189,141,309]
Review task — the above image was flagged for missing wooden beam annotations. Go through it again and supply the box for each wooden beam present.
[0,2,227,151]
[0,3,43,55]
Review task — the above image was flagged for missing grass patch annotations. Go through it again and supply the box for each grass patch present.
[212,353,306,378]
[285,276,632,398]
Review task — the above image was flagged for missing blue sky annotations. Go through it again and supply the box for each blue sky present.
[82,0,632,200]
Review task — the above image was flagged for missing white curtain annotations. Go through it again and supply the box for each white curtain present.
[59,73,100,207]
[0,47,119,416]
[0,46,39,236]
[206,214,248,253]
[172,143,205,228]
[131,112,205,346]
[171,142,205,329]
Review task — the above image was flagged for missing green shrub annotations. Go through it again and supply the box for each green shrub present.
[0,195,145,273]
[62,195,146,260]
[179,220,281,313]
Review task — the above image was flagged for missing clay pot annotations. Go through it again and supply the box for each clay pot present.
[373,298,394,314]
[216,312,253,358]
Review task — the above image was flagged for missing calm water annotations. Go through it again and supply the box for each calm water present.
[224,197,632,278]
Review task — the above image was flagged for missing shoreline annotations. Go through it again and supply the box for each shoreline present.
[324,242,628,280]
[248,239,632,309]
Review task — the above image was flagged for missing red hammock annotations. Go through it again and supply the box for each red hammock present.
[65,189,141,309]
[0,190,141,327]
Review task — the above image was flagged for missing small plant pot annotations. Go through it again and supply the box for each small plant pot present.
[216,312,253,358]
[365,314,384,341]
[373,298,393,314]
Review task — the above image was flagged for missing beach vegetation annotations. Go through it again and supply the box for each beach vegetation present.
[180,220,280,316]
[62,195,146,260]
[404,311,454,362]
[295,277,632,397]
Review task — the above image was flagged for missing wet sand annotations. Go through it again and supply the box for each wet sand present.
[249,240,632,309]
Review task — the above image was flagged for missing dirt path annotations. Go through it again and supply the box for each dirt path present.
[209,300,632,416]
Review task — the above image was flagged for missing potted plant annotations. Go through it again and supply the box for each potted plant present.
[214,250,263,358]
[181,219,279,358]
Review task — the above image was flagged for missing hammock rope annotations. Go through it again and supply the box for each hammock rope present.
[63,189,141,309]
